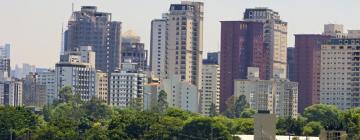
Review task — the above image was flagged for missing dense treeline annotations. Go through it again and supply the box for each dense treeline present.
[1,88,360,139]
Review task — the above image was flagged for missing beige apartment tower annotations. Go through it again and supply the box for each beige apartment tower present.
[165,1,204,87]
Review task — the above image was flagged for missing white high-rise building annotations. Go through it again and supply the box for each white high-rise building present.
[244,8,288,79]
[36,70,56,104]
[108,70,146,108]
[150,19,167,79]
[200,64,220,116]
[161,75,200,113]
[55,46,96,101]
[234,67,298,117]
[320,38,360,109]
[0,80,22,106]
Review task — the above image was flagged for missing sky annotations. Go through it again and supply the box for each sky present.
[0,0,359,68]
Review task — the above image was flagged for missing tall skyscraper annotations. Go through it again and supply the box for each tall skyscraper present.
[287,47,295,81]
[220,21,265,111]
[64,6,122,72]
[294,34,330,113]
[244,7,288,79]
[121,30,148,70]
[320,38,360,109]
[165,1,204,87]
[150,19,167,79]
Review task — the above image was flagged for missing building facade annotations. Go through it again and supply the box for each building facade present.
[0,80,22,106]
[244,7,288,80]
[55,46,96,101]
[203,52,220,65]
[143,82,161,110]
[200,64,220,116]
[95,71,108,103]
[234,67,298,117]
[121,31,148,71]
[23,73,47,107]
[320,38,360,109]
[64,6,122,72]
[161,75,200,113]
[287,47,295,81]
[35,70,56,105]
[294,34,331,113]
[150,19,167,79]
[220,21,265,111]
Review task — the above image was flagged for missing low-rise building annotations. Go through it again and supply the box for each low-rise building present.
[161,75,200,113]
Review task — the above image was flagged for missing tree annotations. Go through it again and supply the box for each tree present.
[128,97,143,111]
[180,117,232,140]
[304,104,344,130]
[303,121,323,136]
[240,108,256,118]
[157,90,168,113]
[222,95,250,118]
[343,107,360,139]
[0,106,40,139]
[209,103,218,117]
[276,116,305,135]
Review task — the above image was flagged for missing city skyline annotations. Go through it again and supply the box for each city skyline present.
[1,0,360,68]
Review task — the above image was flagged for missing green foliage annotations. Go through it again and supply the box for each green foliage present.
[0,106,39,139]
[303,121,323,136]
[222,95,250,118]
[209,102,218,117]
[180,117,232,140]
[304,104,344,130]
[157,90,168,113]
[240,108,256,118]
[276,116,305,135]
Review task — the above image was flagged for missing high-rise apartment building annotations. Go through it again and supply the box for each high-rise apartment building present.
[108,69,146,108]
[64,6,122,72]
[234,67,298,118]
[220,21,265,111]
[200,64,220,116]
[55,46,96,101]
[150,19,167,79]
[320,38,360,109]
[23,73,47,107]
[36,70,56,105]
[12,64,36,79]
[121,31,148,71]
[294,34,331,113]
[165,1,204,87]
[287,47,295,81]
[244,7,288,79]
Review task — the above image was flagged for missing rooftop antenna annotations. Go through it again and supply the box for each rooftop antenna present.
[60,23,64,55]
[72,3,74,12]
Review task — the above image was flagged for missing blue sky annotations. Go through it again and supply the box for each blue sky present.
[0,0,359,68]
